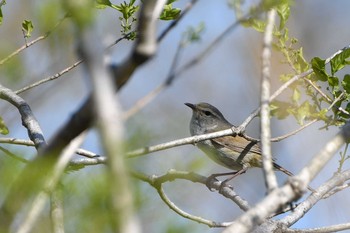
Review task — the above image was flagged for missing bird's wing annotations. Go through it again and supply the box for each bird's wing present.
[211,135,261,155]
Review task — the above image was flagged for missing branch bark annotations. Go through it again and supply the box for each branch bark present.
[222,122,350,233]
[260,9,278,192]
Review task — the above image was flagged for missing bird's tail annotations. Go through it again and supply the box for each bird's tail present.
[273,162,315,192]
[273,162,294,177]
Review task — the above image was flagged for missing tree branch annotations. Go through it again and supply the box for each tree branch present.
[78,16,139,232]
[0,16,66,66]
[260,9,278,192]
[0,84,46,149]
[15,132,86,233]
[132,169,249,227]
[222,122,350,233]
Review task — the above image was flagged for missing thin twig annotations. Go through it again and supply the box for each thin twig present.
[285,223,350,233]
[223,122,350,233]
[131,170,248,227]
[0,16,66,66]
[127,127,237,158]
[0,137,100,158]
[0,137,35,146]
[15,60,83,94]
[278,170,350,228]
[15,33,132,94]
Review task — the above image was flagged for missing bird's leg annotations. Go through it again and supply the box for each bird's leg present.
[219,168,248,191]
[205,171,238,191]
[205,169,248,191]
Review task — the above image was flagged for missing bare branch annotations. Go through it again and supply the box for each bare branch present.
[260,9,278,192]
[222,122,350,233]
[15,59,83,94]
[285,223,350,233]
[0,137,35,146]
[127,127,238,158]
[14,33,132,95]
[0,85,46,149]
[279,170,350,227]
[132,170,249,227]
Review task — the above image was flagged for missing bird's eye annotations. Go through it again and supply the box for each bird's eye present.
[204,111,212,116]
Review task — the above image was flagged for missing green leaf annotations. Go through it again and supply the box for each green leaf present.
[311,57,328,82]
[295,101,315,125]
[342,74,350,94]
[294,47,309,72]
[160,4,181,20]
[0,3,3,25]
[95,0,112,9]
[330,48,350,75]
[0,116,9,135]
[292,88,301,103]
[276,1,290,30]
[270,100,293,119]
[328,76,339,88]
[241,18,266,32]
[317,108,328,121]
[182,22,205,44]
[113,0,139,20]
[22,20,33,38]
[166,0,178,4]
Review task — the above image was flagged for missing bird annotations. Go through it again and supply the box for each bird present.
[185,102,313,191]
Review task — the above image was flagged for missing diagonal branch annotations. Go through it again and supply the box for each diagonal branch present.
[0,84,46,149]
[222,122,350,233]
[0,16,66,66]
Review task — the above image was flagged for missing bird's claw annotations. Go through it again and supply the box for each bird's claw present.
[206,175,220,191]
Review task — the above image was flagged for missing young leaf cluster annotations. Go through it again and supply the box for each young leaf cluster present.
[159,0,181,21]
[96,0,139,40]
[235,0,350,127]
[180,22,205,47]
[96,0,181,40]
[0,0,5,25]
[311,48,350,126]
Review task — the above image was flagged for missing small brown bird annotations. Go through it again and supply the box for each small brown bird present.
[185,102,313,191]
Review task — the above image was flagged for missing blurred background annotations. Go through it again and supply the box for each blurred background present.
[1,0,350,232]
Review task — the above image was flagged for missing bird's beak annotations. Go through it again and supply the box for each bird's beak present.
[185,103,195,110]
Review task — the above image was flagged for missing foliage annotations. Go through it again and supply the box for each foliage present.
[232,0,350,127]
[181,22,205,46]
[0,0,5,25]
[0,116,8,135]
[159,1,181,20]
[96,0,180,40]
[22,20,34,38]
[338,143,350,172]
